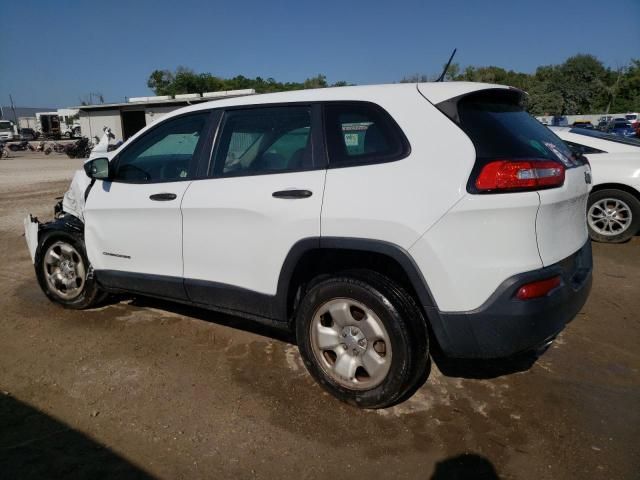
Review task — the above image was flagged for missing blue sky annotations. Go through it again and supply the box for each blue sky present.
[1,0,639,107]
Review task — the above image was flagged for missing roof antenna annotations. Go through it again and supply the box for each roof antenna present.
[436,48,457,82]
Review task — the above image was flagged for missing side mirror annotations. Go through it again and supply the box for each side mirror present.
[84,157,110,180]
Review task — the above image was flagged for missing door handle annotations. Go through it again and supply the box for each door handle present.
[149,193,177,201]
[272,189,313,199]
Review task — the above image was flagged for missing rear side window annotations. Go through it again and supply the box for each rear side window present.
[568,127,640,147]
[212,106,312,176]
[324,103,408,167]
[564,141,605,155]
[445,90,579,168]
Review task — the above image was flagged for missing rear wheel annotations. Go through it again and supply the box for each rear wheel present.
[587,189,640,243]
[295,271,429,409]
[35,233,105,309]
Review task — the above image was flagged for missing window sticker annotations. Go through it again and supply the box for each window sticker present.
[344,133,359,147]
[544,141,572,165]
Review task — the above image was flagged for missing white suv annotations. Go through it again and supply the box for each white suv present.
[24,83,593,408]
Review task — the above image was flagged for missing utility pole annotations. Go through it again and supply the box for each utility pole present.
[9,94,18,124]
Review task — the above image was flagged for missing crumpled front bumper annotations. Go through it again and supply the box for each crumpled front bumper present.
[24,214,40,264]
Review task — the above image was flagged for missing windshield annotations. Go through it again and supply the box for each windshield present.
[625,114,637,121]
[0,121,12,130]
[568,128,640,147]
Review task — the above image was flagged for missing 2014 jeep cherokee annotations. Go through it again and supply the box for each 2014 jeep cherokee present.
[24,83,593,408]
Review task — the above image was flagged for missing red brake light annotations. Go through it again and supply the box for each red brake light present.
[516,276,561,300]
[475,159,565,192]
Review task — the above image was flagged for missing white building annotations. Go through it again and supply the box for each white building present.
[76,89,255,142]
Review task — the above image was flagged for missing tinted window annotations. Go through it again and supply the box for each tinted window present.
[113,113,208,183]
[324,103,407,166]
[568,128,640,147]
[213,106,312,176]
[564,141,605,155]
[451,90,579,168]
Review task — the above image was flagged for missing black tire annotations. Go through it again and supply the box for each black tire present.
[34,232,106,309]
[295,270,429,409]
[587,189,640,243]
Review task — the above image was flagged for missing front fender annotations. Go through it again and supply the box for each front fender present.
[23,214,85,264]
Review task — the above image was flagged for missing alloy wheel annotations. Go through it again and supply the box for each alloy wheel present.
[588,198,632,236]
[43,241,86,300]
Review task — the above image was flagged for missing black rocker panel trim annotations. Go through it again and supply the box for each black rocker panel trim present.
[94,237,439,329]
[96,270,188,301]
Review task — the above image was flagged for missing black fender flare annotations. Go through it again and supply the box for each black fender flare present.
[37,214,84,253]
[275,237,452,351]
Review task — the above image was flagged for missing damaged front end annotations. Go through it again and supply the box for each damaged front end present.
[23,168,90,264]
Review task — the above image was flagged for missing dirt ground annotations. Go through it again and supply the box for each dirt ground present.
[1,152,639,479]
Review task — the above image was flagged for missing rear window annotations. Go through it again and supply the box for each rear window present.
[568,128,640,147]
[441,90,580,168]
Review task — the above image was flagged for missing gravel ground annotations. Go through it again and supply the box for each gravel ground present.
[1,152,639,479]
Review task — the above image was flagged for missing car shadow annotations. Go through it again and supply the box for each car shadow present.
[431,346,541,380]
[119,295,295,345]
[0,393,154,479]
[430,453,500,479]
[101,294,542,381]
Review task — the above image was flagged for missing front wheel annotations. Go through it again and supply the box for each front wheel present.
[587,189,640,243]
[295,271,429,409]
[35,233,106,309]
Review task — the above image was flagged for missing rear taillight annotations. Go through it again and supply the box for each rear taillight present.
[516,276,561,300]
[474,159,565,192]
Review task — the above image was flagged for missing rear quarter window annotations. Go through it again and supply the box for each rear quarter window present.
[324,102,409,167]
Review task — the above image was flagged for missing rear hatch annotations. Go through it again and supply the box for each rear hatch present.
[431,86,590,266]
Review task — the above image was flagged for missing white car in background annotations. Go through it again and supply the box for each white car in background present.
[551,126,640,243]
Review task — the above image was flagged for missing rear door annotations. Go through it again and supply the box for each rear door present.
[181,104,326,316]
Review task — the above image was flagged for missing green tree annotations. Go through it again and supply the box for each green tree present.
[401,54,640,115]
[147,69,175,96]
[146,69,348,96]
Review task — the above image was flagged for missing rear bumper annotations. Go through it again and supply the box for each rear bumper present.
[430,240,592,359]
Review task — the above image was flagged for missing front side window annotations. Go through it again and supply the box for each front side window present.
[212,106,312,176]
[113,113,209,183]
[324,103,407,166]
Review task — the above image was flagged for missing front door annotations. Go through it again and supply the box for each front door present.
[84,111,212,298]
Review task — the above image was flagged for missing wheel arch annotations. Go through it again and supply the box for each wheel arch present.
[276,237,450,351]
[37,215,84,257]
[590,183,640,201]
